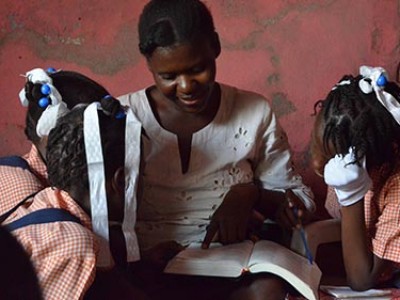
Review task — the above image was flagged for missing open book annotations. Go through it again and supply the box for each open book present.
[164,240,322,300]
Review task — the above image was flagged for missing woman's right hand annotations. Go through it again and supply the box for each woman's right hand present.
[202,183,259,249]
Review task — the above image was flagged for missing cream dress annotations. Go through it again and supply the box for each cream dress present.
[119,84,314,249]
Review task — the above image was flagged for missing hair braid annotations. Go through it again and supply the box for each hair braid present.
[319,75,400,178]
[47,97,126,201]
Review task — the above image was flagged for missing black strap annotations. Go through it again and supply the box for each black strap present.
[0,191,40,224]
[5,208,81,231]
[0,156,30,170]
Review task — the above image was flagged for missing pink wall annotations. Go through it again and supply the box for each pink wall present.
[1,0,399,213]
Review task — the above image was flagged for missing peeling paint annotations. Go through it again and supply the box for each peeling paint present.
[398,0,400,17]
[257,0,336,28]
[0,20,140,75]
[8,14,24,31]
[371,25,382,54]
[271,92,296,117]
[267,73,280,85]
[270,55,280,67]
[1,0,400,191]
[221,30,263,51]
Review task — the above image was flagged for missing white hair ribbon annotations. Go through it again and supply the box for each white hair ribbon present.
[332,79,351,90]
[83,102,142,267]
[36,102,69,138]
[123,109,141,262]
[83,102,113,268]
[19,68,65,137]
[359,65,400,125]
[19,68,62,107]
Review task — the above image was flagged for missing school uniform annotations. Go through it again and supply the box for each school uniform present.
[3,188,97,300]
[0,146,45,215]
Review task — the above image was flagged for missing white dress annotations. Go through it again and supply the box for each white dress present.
[118,83,314,249]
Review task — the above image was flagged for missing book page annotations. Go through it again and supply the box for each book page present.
[164,241,254,277]
[320,285,392,299]
[248,240,321,300]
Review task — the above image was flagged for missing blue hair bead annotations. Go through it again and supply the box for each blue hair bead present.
[38,97,49,108]
[115,110,126,119]
[377,74,387,87]
[103,95,112,100]
[46,67,56,74]
[41,84,51,95]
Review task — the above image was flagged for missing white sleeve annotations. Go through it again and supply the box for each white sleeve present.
[254,108,315,211]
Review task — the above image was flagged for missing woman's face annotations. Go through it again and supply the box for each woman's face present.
[146,38,218,114]
[310,112,335,177]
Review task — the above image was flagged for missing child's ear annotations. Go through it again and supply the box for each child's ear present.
[111,167,125,196]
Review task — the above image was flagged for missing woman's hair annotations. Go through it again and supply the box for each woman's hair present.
[138,0,219,57]
[24,71,109,144]
[46,97,125,198]
[316,75,400,173]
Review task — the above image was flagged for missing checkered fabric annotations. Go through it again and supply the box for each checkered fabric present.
[0,167,43,215]
[365,166,400,263]
[4,188,97,300]
[23,145,48,185]
[325,164,400,264]
[0,145,47,215]
[324,186,341,219]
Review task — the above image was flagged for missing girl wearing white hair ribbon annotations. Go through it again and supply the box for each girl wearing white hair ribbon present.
[0,68,109,216]
[18,96,145,299]
[310,66,400,290]
[1,69,148,299]
[19,68,109,164]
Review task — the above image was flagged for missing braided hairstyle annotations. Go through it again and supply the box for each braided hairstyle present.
[138,0,220,58]
[46,97,126,208]
[23,71,108,145]
[316,75,400,175]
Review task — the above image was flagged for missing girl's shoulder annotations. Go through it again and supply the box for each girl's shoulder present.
[372,163,400,197]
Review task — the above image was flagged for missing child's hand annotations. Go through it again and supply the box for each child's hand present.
[324,147,372,206]
[141,241,185,270]
[202,183,259,249]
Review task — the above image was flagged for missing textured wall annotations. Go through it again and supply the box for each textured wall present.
[1,0,399,211]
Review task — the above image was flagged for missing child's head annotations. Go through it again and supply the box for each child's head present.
[46,96,141,267]
[21,69,109,158]
[138,0,220,58]
[311,67,400,177]
[46,98,126,217]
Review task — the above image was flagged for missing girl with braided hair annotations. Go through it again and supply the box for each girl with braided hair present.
[1,70,147,299]
[0,68,109,215]
[310,66,400,290]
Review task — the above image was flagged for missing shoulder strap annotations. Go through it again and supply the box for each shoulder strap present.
[0,191,40,224]
[0,156,30,170]
[5,208,81,231]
